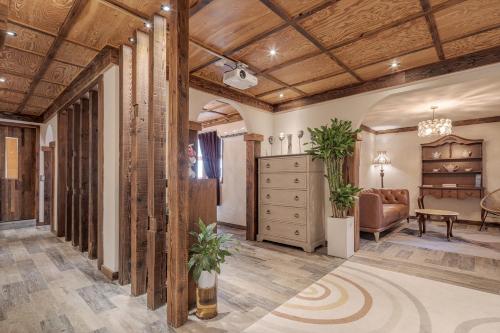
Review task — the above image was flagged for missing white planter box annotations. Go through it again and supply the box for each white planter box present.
[327,216,354,259]
[198,270,217,289]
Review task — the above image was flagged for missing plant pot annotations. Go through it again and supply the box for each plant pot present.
[327,216,354,259]
[196,271,218,320]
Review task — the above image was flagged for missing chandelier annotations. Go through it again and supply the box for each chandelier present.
[417,106,452,137]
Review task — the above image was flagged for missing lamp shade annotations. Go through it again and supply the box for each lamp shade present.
[373,151,391,165]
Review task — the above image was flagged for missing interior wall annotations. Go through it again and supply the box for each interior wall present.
[361,122,500,221]
[359,130,379,190]
[39,115,58,229]
[201,120,247,227]
[102,65,120,272]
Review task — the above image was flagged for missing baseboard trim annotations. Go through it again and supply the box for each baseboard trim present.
[217,221,246,230]
[100,264,118,281]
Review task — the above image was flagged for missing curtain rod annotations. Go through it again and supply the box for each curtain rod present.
[220,131,247,139]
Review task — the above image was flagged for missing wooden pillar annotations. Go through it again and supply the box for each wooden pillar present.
[88,90,99,259]
[71,102,81,247]
[119,45,133,285]
[130,30,149,296]
[56,109,68,237]
[66,107,74,242]
[244,133,263,241]
[147,14,168,310]
[79,97,90,252]
[35,126,40,223]
[167,0,190,327]
[97,77,104,270]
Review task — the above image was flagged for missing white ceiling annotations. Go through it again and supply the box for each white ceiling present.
[363,77,500,130]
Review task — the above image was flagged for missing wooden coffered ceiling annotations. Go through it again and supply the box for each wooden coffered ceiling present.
[197,99,243,128]
[1,0,500,121]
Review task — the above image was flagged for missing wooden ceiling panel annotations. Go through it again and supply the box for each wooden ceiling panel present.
[232,26,318,71]
[246,76,283,96]
[355,47,438,80]
[0,101,19,113]
[271,0,326,17]
[193,63,225,84]
[22,105,45,115]
[42,60,81,85]
[334,18,433,69]
[443,27,500,59]
[9,0,74,34]
[434,0,500,42]
[26,95,53,108]
[190,0,284,53]
[299,0,423,48]
[189,43,217,71]
[203,100,227,110]
[0,90,26,104]
[55,41,98,67]
[268,54,343,85]
[111,0,200,17]
[0,73,32,93]
[0,47,43,77]
[5,22,54,55]
[67,0,144,50]
[295,72,358,95]
[34,81,66,99]
[259,88,301,104]
[429,0,448,6]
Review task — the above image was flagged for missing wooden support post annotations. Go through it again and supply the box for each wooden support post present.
[244,133,263,241]
[147,14,168,310]
[88,90,99,259]
[97,77,104,270]
[79,97,90,252]
[35,126,40,223]
[167,0,190,328]
[56,109,69,237]
[71,102,81,247]
[119,45,133,285]
[130,30,149,296]
[66,107,74,242]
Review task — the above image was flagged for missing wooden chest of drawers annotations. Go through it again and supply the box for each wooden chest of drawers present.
[257,155,324,252]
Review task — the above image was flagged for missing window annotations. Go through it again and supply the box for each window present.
[196,138,223,182]
[5,137,19,179]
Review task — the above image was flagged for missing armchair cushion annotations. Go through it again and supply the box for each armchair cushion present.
[360,188,410,234]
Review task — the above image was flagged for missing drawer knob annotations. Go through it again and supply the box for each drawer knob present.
[294,195,299,201]
[266,210,271,214]
[294,213,299,218]
[265,163,270,168]
[294,178,299,184]
[266,178,271,183]
[266,194,271,199]
[294,162,299,167]
[266,226,270,231]
[295,230,300,236]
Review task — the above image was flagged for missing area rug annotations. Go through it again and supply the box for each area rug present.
[244,261,500,333]
[386,221,500,260]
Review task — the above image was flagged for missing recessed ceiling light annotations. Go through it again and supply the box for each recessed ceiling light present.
[144,21,152,29]
[0,77,5,83]
[279,92,284,98]
[128,37,135,43]
[161,4,171,11]
[390,60,400,69]
[269,48,277,56]
[6,31,17,37]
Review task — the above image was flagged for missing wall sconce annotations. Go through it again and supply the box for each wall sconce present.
[373,151,391,188]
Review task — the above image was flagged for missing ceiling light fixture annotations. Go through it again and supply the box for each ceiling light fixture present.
[128,37,135,43]
[417,106,452,137]
[390,60,400,69]
[144,21,152,29]
[6,31,17,37]
[0,77,5,83]
[269,48,277,56]
[279,93,284,98]
[161,4,171,11]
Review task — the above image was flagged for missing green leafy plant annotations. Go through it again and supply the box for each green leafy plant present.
[306,118,362,218]
[188,219,235,282]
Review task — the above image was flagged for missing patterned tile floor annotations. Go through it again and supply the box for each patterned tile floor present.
[0,221,498,332]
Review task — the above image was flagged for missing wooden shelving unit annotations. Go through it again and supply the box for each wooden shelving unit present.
[418,134,484,208]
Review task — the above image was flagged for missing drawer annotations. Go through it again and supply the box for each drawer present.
[261,220,306,242]
[260,189,307,207]
[260,173,307,189]
[458,189,481,199]
[260,156,307,173]
[442,189,457,198]
[259,204,306,224]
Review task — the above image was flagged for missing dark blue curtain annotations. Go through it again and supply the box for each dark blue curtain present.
[198,131,221,205]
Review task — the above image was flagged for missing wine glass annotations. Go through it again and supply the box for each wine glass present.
[297,130,304,153]
[278,132,285,155]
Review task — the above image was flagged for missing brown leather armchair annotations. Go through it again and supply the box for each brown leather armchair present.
[359,189,410,242]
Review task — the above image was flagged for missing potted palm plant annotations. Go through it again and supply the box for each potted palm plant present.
[306,118,361,258]
[188,219,235,319]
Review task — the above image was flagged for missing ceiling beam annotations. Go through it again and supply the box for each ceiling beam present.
[41,46,119,122]
[0,0,7,48]
[14,0,88,115]
[189,0,215,17]
[0,111,40,122]
[275,45,500,112]
[420,0,445,60]
[202,112,243,128]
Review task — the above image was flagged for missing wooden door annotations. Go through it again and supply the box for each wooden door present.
[43,143,55,228]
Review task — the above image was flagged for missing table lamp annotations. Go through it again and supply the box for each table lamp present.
[373,151,391,188]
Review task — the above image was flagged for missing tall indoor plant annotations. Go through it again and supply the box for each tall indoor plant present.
[306,118,361,258]
[188,219,235,319]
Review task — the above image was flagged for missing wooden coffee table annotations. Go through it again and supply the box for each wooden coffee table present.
[414,209,459,241]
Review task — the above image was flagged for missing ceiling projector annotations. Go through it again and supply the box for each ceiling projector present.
[223,67,258,90]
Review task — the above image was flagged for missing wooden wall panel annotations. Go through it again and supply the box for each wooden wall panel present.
[65,107,74,241]
[88,90,99,259]
[130,30,149,296]
[79,98,90,252]
[244,134,263,241]
[56,109,68,237]
[71,103,81,247]
[118,45,133,285]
